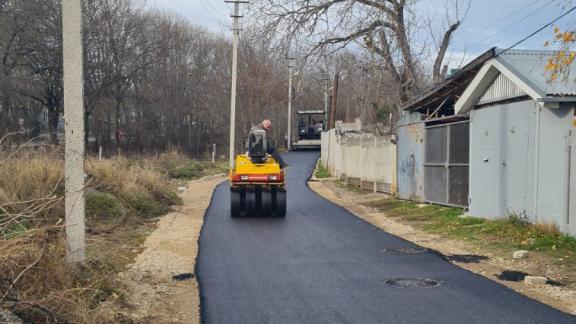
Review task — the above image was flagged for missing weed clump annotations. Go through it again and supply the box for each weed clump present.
[315,163,331,178]
[169,161,204,179]
[121,190,165,218]
[86,190,125,221]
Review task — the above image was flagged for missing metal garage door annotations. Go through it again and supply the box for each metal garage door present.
[424,121,469,207]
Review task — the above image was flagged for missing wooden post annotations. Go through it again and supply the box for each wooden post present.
[329,72,340,129]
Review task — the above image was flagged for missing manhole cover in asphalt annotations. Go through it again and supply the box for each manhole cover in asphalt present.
[384,278,443,288]
[382,247,429,254]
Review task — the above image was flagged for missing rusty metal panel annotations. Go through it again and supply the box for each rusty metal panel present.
[347,177,361,187]
[397,123,425,201]
[448,166,469,206]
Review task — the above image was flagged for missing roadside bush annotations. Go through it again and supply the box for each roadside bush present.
[88,158,182,217]
[120,190,165,218]
[86,191,125,221]
[169,161,204,179]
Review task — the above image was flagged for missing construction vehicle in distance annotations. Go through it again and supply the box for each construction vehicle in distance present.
[291,110,326,150]
[229,129,286,217]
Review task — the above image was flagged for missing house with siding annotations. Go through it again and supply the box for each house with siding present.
[398,48,576,236]
[397,48,497,206]
[454,49,576,235]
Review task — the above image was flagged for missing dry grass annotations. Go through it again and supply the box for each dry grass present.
[0,149,208,323]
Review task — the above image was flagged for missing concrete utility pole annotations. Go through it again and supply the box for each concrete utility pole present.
[62,0,85,264]
[287,57,295,151]
[226,0,249,169]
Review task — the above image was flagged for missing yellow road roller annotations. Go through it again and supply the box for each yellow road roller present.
[229,129,286,217]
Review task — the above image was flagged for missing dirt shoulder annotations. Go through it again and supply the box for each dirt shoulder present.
[309,178,576,316]
[118,175,225,323]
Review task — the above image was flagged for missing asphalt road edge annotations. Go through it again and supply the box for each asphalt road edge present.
[195,180,229,324]
[307,178,576,316]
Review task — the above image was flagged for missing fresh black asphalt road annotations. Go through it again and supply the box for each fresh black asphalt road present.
[196,151,575,324]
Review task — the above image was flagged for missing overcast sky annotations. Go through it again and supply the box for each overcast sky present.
[148,0,572,67]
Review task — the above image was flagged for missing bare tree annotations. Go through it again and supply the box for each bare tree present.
[0,0,329,155]
[252,0,466,101]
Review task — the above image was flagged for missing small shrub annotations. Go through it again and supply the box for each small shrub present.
[4,223,27,239]
[121,190,165,218]
[86,191,125,221]
[315,163,331,178]
[169,161,204,179]
[165,191,183,205]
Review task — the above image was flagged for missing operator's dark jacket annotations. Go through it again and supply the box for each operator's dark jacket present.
[250,124,287,168]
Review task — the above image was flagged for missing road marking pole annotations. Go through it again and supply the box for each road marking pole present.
[62,0,86,264]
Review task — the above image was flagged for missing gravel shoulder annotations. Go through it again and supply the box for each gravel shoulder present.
[118,175,226,323]
[308,178,576,316]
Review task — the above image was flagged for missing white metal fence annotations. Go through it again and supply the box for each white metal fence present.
[321,129,397,194]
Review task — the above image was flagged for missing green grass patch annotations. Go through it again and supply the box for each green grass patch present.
[366,199,576,258]
[86,191,125,221]
[169,161,204,179]
[315,163,331,178]
[121,190,166,218]
[4,222,28,239]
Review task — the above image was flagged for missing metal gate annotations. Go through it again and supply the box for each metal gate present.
[397,123,424,201]
[424,120,469,207]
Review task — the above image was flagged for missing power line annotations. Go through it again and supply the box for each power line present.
[205,0,226,15]
[199,0,228,27]
[452,0,542,43]
[500,5,576,54]
[464,0,558,50]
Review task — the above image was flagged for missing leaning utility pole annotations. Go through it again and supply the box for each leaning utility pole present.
[287,57,295,151]
[225,0,249,169]
[62,0,85,264]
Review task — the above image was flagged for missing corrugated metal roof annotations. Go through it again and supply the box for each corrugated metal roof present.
[496,49,576,97]
[401,48,497,112]
[478,72,525,105]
